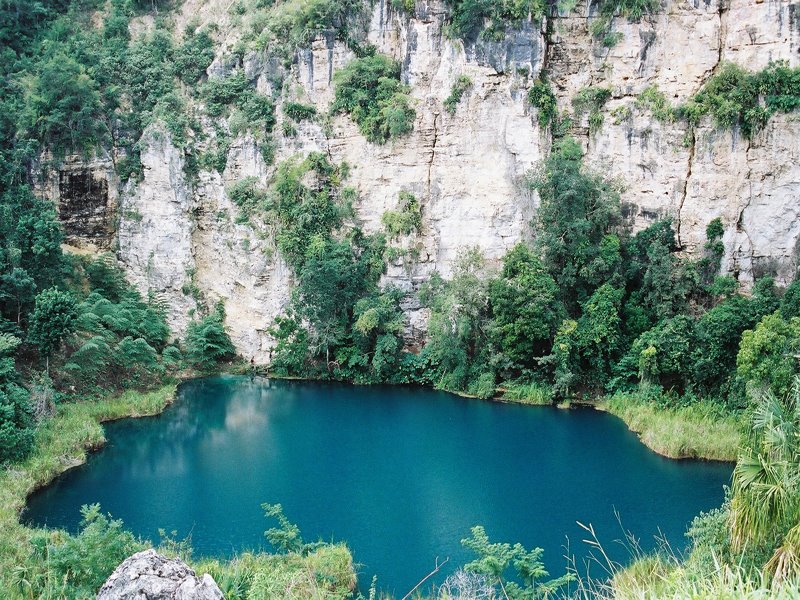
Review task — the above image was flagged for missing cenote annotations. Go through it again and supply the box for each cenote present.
[25,376,732,594]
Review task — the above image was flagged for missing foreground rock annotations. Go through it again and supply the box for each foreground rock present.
[97,549,224,600]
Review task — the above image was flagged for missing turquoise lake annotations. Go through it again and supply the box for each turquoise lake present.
[24,376,733,595]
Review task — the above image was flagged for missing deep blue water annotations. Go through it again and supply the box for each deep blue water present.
[24,376,732,595]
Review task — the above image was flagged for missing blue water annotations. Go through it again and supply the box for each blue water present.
[24,376,732,595]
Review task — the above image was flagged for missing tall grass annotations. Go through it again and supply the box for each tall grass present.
[500,382,554,405]
[0,385,177,594]
[598,392,742,461]
[567,522,800,600]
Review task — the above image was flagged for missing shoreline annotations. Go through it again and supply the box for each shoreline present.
[595,394,741,462]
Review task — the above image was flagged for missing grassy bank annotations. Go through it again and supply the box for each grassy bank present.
[0,384,178,586]
[598,392,742,461]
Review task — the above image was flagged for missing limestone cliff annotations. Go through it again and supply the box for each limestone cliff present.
[50,0,800,361]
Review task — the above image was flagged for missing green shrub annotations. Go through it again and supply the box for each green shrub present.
[446,0,547,40]
[251,0,362,59]
[332,54,416,143]
[444,75,473,115]
[381,190,422,238]
[527,77,558,127]
[636,85,677,123]
[391,0,416,13]
[681,61,800,138]
[227,177,269,218]
[572,86,612,132]
[590,0,659,41]
[23,504,146,600]
[173,27,215,84]
[284,101,317,121]
[0,334,34,464]
[185,304,236,370]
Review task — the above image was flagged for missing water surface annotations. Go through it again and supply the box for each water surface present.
[25,376,732,594]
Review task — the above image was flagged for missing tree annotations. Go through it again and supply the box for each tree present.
[27,288,78,369]
[460,525,574,599]
[573,283,625,388]
[781,279,800,320]
[420,248,495,396]
[729,379,800,584]
[185,304,236,370]
[488,243,562,370]
[332,54,416,143]
[691,295,760,397]
[614,315,696,392]
[737,312,800,397]
[23,53,107,155]
[0,333,34,463]
[0,267,35,324]
[621,220,695,338]
[529,137,622,312]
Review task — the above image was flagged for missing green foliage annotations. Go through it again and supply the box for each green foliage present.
[636,85,677,123]
[185,304,236,370]
[571,86,612,133]
[620,220,694,338]
[269,154,350,270]
[616,315,695,391]
[202,71,277,139]
[737,312,800,398]
[0,188,65,307]
[227,176,269,219]
[0,334,34,463]
[527,77,558,127]
[420,249,495,396]
[173,26,215,84]
[590,0,659,41]
[391,0,416,13]
[21,504,145,600]
[28,288,78,360]
[446,0,547,40]
[59,258,171,392]
[781,280,800,319]
[489,243,562,371]
[262,503,318,554]
[381,191,422,238]
[284,101,318,122]
[332,54,416,143]
[729,381,800,583]
[682,61,800,138]
[249,0,362,60]
[529,137,622,311]
[22,53,107,157]
[461,525,574,598]
[265,153,403,382]
[85,254,128,303]
[443,75,473,115]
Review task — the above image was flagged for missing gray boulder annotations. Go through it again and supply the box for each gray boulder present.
[97,549,224,600]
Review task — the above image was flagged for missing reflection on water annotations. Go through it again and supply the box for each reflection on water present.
[25,376,733,595]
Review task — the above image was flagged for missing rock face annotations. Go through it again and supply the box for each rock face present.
[97,549,224,600]
[51,0,800,358]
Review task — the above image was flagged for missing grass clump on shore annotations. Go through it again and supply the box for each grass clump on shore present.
[599,392,742,461]
[500,381,554,405]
